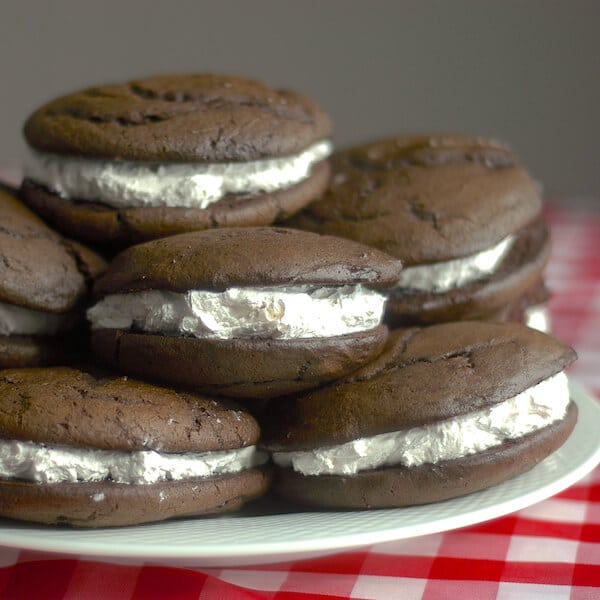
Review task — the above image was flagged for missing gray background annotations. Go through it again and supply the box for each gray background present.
[1,1,598,203]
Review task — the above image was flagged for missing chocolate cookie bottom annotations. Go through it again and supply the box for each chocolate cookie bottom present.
[0,467,271,527]
[20,161,330,250]
[271,401,577,509]
[385,219,550,326]
[91,325,389,399]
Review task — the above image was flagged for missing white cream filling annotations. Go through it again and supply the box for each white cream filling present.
[23,140,332,209]
[525,304,550,333]
[272,371,570,476]
[0,301,75,336]
[0,442,267,484]
[396,235,514,293]
[87,285,386,340]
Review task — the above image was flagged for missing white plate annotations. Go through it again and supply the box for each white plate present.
[0,382,598,567]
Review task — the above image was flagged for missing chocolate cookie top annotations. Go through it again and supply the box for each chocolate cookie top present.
[286,135,542,265]
[0,188,106,312]
[0,367,260,452]
[93,227,403,297]
[24,74,332,162]
[260,321,577,450]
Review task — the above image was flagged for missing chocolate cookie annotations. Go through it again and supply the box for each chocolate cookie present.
[88,227,403,398]
[385,219,551,326]
[20,74,333,248]
[260,321,577,508]
[0,188,106,366]
[0,367,270,527]
[284,134,548,325]
[485,278,551,332]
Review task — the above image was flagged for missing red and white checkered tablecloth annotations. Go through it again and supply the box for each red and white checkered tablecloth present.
[0,203,598,600]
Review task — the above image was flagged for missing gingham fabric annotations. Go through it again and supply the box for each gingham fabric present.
[0,203,598,600]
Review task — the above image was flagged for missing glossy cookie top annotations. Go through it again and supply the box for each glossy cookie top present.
[93,227,404,297]
[286,134,542,265]
[23,74,332,162]
[260,321,577,450]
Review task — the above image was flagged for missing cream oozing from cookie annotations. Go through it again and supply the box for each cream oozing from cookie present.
[0,301,75,336]
[0,442,267,484]
[23,140,332,209]
[272,371,570,476]
[525,304,550,333]
[396,235,514,293]
[87,285,386,339]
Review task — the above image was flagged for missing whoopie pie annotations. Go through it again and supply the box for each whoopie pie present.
[0,367,270,527]
[260,321,577,508]
[88,227,403,398]
[285,134,550,328]
[21,73,332,248]
[0,187,105,366]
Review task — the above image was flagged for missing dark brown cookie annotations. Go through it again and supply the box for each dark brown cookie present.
[384,218,551,326]
[484,278,550,330]
[0,367,259,450]
[24,74,331,162]
[261,322,576,450]
[93,227,403,297]
[286,135,540,265]
[91,325,388,399]
[284,135,544,325]
[259,322,577,509]
[0,188,104,313]
[0,188,106,366]
[271,403,577,508]
[0,469,271,528]
[21,74,333,247]
[89,228,401,397]
[0,367,270,527]
[20,161,330,247]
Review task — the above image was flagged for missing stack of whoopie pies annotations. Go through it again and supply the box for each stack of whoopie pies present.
[0,73,576,524]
